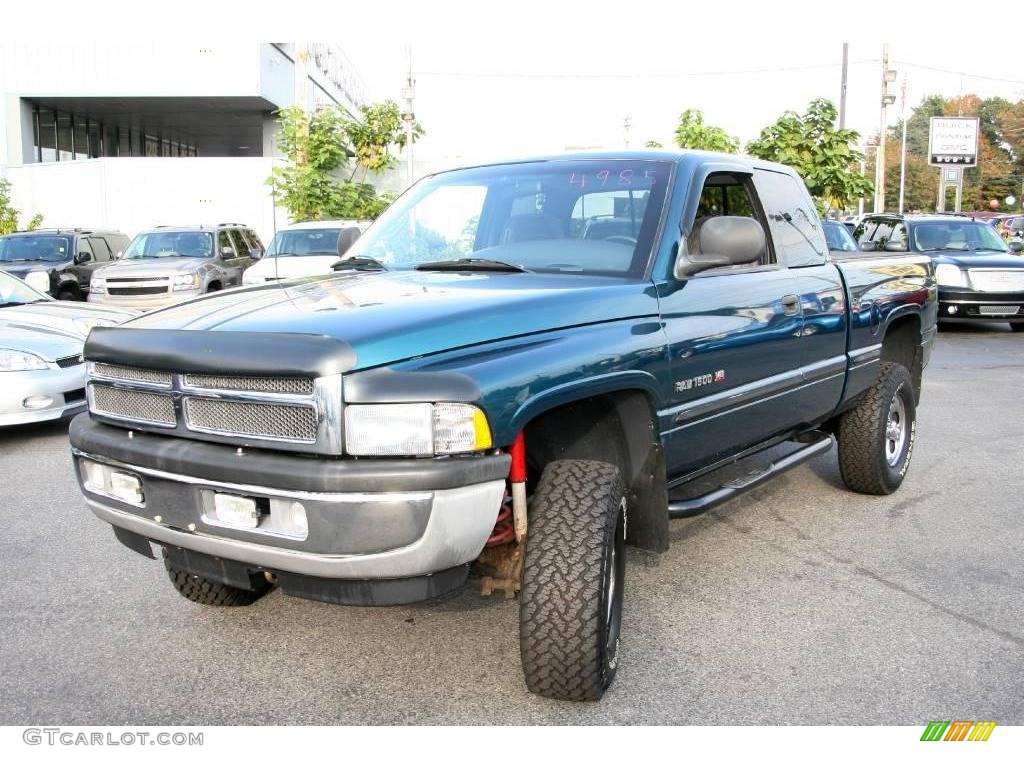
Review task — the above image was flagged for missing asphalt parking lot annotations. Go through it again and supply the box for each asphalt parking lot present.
[1,323,1022,725]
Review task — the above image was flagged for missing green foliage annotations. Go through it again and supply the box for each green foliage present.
[746,99,872,212]
[0,179,42,234]
[674,110,740,153]
[644,140,663,149]
[267,100,420,222]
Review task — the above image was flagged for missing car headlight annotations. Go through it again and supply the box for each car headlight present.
[90,277,106,294]
[172,273,201,291]
[344,403,493,456]
[935,264,969,288]
[73,317,115,335]
[0,348,50,372]
[24,271,51,293]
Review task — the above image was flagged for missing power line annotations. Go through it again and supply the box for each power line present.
[417,60,876,80]
[894,60,1024,87]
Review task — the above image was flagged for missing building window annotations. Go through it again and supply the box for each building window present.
[34,108,57,162]
[56,113,73,161]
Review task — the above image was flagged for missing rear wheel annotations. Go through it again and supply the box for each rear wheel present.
[163,550,271,607]
[837,362,916,495]
[519,460,626,701]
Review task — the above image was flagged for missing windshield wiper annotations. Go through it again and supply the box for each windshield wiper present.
[331,255,388,271]
[414,258,527,273]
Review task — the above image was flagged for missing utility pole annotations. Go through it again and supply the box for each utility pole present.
[839,43,849,130]
[400,44,416,190]
[874,44,897,213]
[898,75,909,214]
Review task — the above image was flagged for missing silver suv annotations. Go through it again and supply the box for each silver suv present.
[88,224,264,310]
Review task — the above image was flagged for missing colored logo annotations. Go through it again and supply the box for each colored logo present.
[920,720,996,742]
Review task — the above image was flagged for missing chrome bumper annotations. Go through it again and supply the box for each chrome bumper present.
[88,290,200,311]
[74,450,505,580]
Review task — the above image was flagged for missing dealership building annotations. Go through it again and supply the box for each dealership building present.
[0,43,368,244]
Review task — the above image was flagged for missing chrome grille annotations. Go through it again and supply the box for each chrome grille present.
[183,373,314,395]
[184,398,318,442]
[90,384,176,426]
[977,305,1021,316]
[968,270,1024,292]
[92,363,172,386]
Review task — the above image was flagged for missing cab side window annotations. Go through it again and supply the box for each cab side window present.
[691,172,772,267]
[76,238,94,262]
[752,169,827,267]
[88,237,111,262]
[217,230,234,257]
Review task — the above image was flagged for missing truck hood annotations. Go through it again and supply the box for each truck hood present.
[929,251,1024,269]
[0,301,137,360]
[1,261,65,278]
[126,270,657,371]
[95,257,210,278]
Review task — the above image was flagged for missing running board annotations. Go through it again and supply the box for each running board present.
[667,436,834,519]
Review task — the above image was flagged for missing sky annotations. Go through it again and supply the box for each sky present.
[336,3,1024,171]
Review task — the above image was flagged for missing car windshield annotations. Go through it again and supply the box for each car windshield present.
[0,270,50,306]
[0,235,72,263]
[124,231,214,259]
[267,229,344,257]
[913,221,1009,252]
[355,160,671,277]
[823,221,858,252]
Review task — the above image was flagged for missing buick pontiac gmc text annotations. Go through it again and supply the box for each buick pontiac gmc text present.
[69,151,937,701]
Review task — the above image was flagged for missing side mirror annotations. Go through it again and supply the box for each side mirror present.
[859,241,877,252]
[220,246,235,258]
[1010,241,1023,253]
[74,251,92,265]
[675,216,765,279]
[883,240,907,252]
[337,227,362,257]
[249,247,263,260]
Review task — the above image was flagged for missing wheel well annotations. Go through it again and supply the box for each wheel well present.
[881,315,922,402]
[207,280,222,291]
[521,390,669,552]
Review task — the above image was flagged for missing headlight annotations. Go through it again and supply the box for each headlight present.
[344,403,493,456]
[73,317,115,335]
[90,277,106,294]
[25,271,51,293]
[0,348,50,372]
[935,264,969,287]
[172,273,201,291]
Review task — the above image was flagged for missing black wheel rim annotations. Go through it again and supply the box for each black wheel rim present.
[603,499,626,670]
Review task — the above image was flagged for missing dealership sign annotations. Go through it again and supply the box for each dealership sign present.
[928,117,979,166]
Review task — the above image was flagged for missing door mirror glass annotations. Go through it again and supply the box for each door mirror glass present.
[860,240,877,252]
[75,251,92,265]
[220,246,235,258]
[675,216,765,278]
[249,247,263,260]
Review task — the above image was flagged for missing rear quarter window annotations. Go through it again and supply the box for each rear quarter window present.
[751,169,827,267]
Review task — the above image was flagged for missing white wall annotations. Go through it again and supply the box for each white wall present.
[6,158,289,246]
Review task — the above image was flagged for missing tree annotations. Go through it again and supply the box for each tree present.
[267,100,421,222]
[746,98,872,213]
[0,179,43,235]
[644,140,663,149]
[673,109,739,153]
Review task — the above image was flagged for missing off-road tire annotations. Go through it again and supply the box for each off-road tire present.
[519,460,626,701]
[163,553,270,607]
[837,361,916,495]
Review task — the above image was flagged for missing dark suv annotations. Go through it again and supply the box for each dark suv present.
[855,213,1024,331]
[0,229,131,301]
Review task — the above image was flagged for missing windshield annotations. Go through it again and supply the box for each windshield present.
[124,231,214,259]
[268,229,344,257]
[0,269,50,306]
[0,235,72,263]
[913,221,1009,252]
[355,160,671,277]
[823,221,858,252]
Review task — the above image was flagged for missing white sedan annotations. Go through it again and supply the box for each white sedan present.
[0,271,136,426]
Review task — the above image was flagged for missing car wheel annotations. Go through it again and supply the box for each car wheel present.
[837,362,917,495]
[519,459,626,701]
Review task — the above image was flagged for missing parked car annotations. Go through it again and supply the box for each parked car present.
[242,219,370,285]
[69,150,936,701]
[992,214,1024,241]
[0,270,135,426]
[823,219,860,255]
[0,228,130,301]
[855,213,1024,331]
[88,224,263,310]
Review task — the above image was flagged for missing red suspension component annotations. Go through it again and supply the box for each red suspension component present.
[486,431,527,547]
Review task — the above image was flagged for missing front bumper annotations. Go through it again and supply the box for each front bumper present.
[69,416,509,582]
[0,365,87,426]
[938,288,1024,322]
[88,289,200,311]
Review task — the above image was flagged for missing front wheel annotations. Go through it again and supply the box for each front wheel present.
[837,362,917,495]
[519,460,626,701]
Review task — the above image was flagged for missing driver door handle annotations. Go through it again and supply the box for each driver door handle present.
[782,294,802,316]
